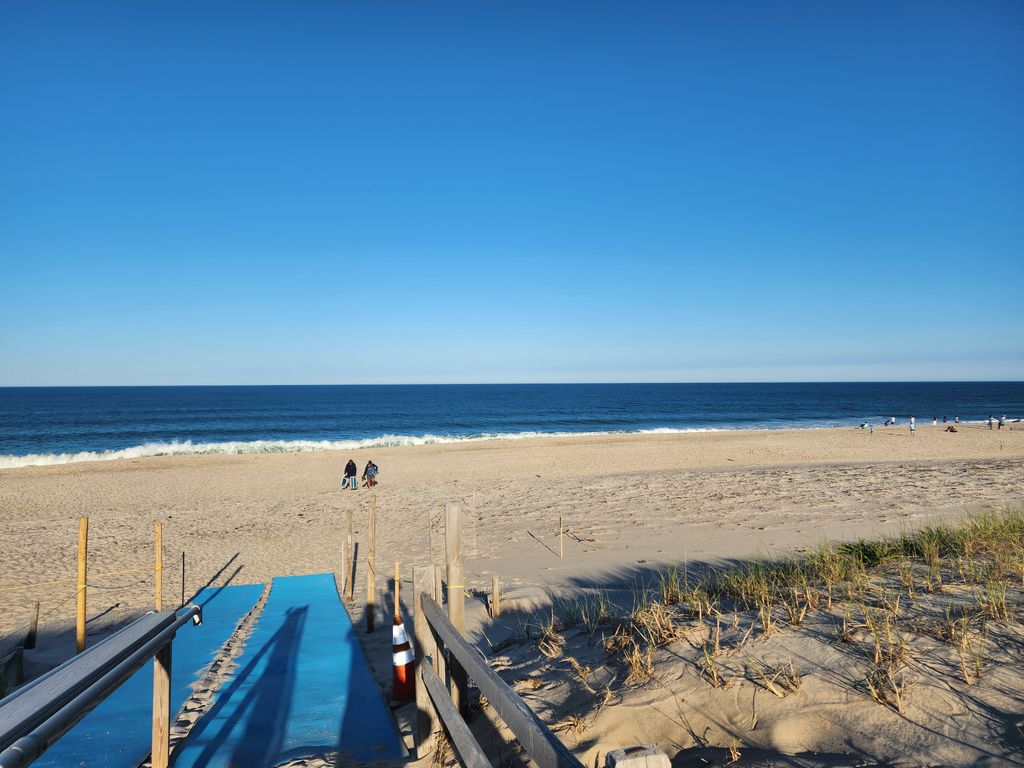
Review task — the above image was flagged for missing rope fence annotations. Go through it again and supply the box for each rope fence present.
[0,518,183,668]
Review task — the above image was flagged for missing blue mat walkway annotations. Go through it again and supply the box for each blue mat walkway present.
[36,583,265,768]
[173,573,404,767]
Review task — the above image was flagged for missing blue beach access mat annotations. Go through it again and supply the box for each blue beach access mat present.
[173,572,404,767]
[35,583,265,768]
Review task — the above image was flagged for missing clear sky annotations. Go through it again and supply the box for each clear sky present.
[1,2,1022,385]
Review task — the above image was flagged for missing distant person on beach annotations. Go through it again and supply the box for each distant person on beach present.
[362,460,379,488]
[999,415,1006,430]
[954,416,959,424]
[910,416,915,436]
[932,416,937,426]
[943,416,947,424]
[343,459,358,489]
[988,415,994,430]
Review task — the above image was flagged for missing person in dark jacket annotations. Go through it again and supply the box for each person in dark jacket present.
[343,459,358,489]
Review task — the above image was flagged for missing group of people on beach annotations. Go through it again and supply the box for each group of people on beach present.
[342,459,379,489]
[864,413,1011,435]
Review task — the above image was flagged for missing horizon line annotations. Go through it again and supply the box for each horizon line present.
[2,379,1023,389]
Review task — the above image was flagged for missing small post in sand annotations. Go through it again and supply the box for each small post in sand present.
[346,508,356,600]
[394,561,400,619]
[25,602,39,650]
[76,516,88,654]
[445,501,468,716]
[367,495,377,633]
[559,515,564,560]
[491,576,501,618]
[342,508,352,600]
[412,565,439,757]
[155,522,163,611]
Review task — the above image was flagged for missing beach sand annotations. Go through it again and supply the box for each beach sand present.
[2,422,1023,764]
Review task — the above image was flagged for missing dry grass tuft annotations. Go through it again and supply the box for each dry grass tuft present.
[747,657,802,697]
[552,714,588,739]
[537,612,566,659]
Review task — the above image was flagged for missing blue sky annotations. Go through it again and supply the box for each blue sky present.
[1,2,1022,385]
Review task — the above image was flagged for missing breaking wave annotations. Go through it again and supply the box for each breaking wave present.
[0,428,738,469]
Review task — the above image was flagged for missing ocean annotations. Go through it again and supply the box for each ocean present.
[0,382,1021,468]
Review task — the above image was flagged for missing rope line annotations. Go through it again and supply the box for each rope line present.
[1,590,81,642]
[87,574,154,591]
[0,563,180,593]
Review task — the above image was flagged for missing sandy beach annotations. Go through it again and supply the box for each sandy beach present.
[2,423,1022,630]
[2,423,1023,764]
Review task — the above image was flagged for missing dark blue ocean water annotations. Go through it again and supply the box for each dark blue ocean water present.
[1,383,1022,467]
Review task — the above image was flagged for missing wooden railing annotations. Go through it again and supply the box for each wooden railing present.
[0,605,200,768]
[411,505,585,768]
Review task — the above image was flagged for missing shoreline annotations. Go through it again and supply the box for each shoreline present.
[1,418,1018,470]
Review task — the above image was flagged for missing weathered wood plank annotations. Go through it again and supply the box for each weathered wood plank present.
[444,502,468,717]
[421,593,584,768]
[420,660,490,768]
[413,566,439,758]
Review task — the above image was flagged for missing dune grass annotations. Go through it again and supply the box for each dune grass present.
[530,506,1024,707]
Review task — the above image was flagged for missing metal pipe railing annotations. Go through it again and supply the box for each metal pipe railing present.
[0,605,199,768]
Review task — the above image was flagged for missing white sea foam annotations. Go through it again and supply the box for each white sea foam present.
[0,422,872,470]
[0,428,720,469]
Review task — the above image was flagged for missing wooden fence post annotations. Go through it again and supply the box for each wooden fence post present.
[76,516,88,654]
[445,501,468,716]
[367,495,377,633]
[151,641,172,768]
[413,566,439,758]
[491,576,501,618]
[433,564,446,684]
[155,522,163,611]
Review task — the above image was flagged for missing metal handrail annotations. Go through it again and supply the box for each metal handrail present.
[420,593,584,768]
[1,615,162,704]
[0,605,199,768]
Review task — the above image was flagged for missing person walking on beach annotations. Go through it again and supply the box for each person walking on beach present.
[988,415,994,430]
[999,414,1006,430]
[954,416,959,425]
[343,459,358,489]
[909,416,916,436]
[362,460,379,488]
